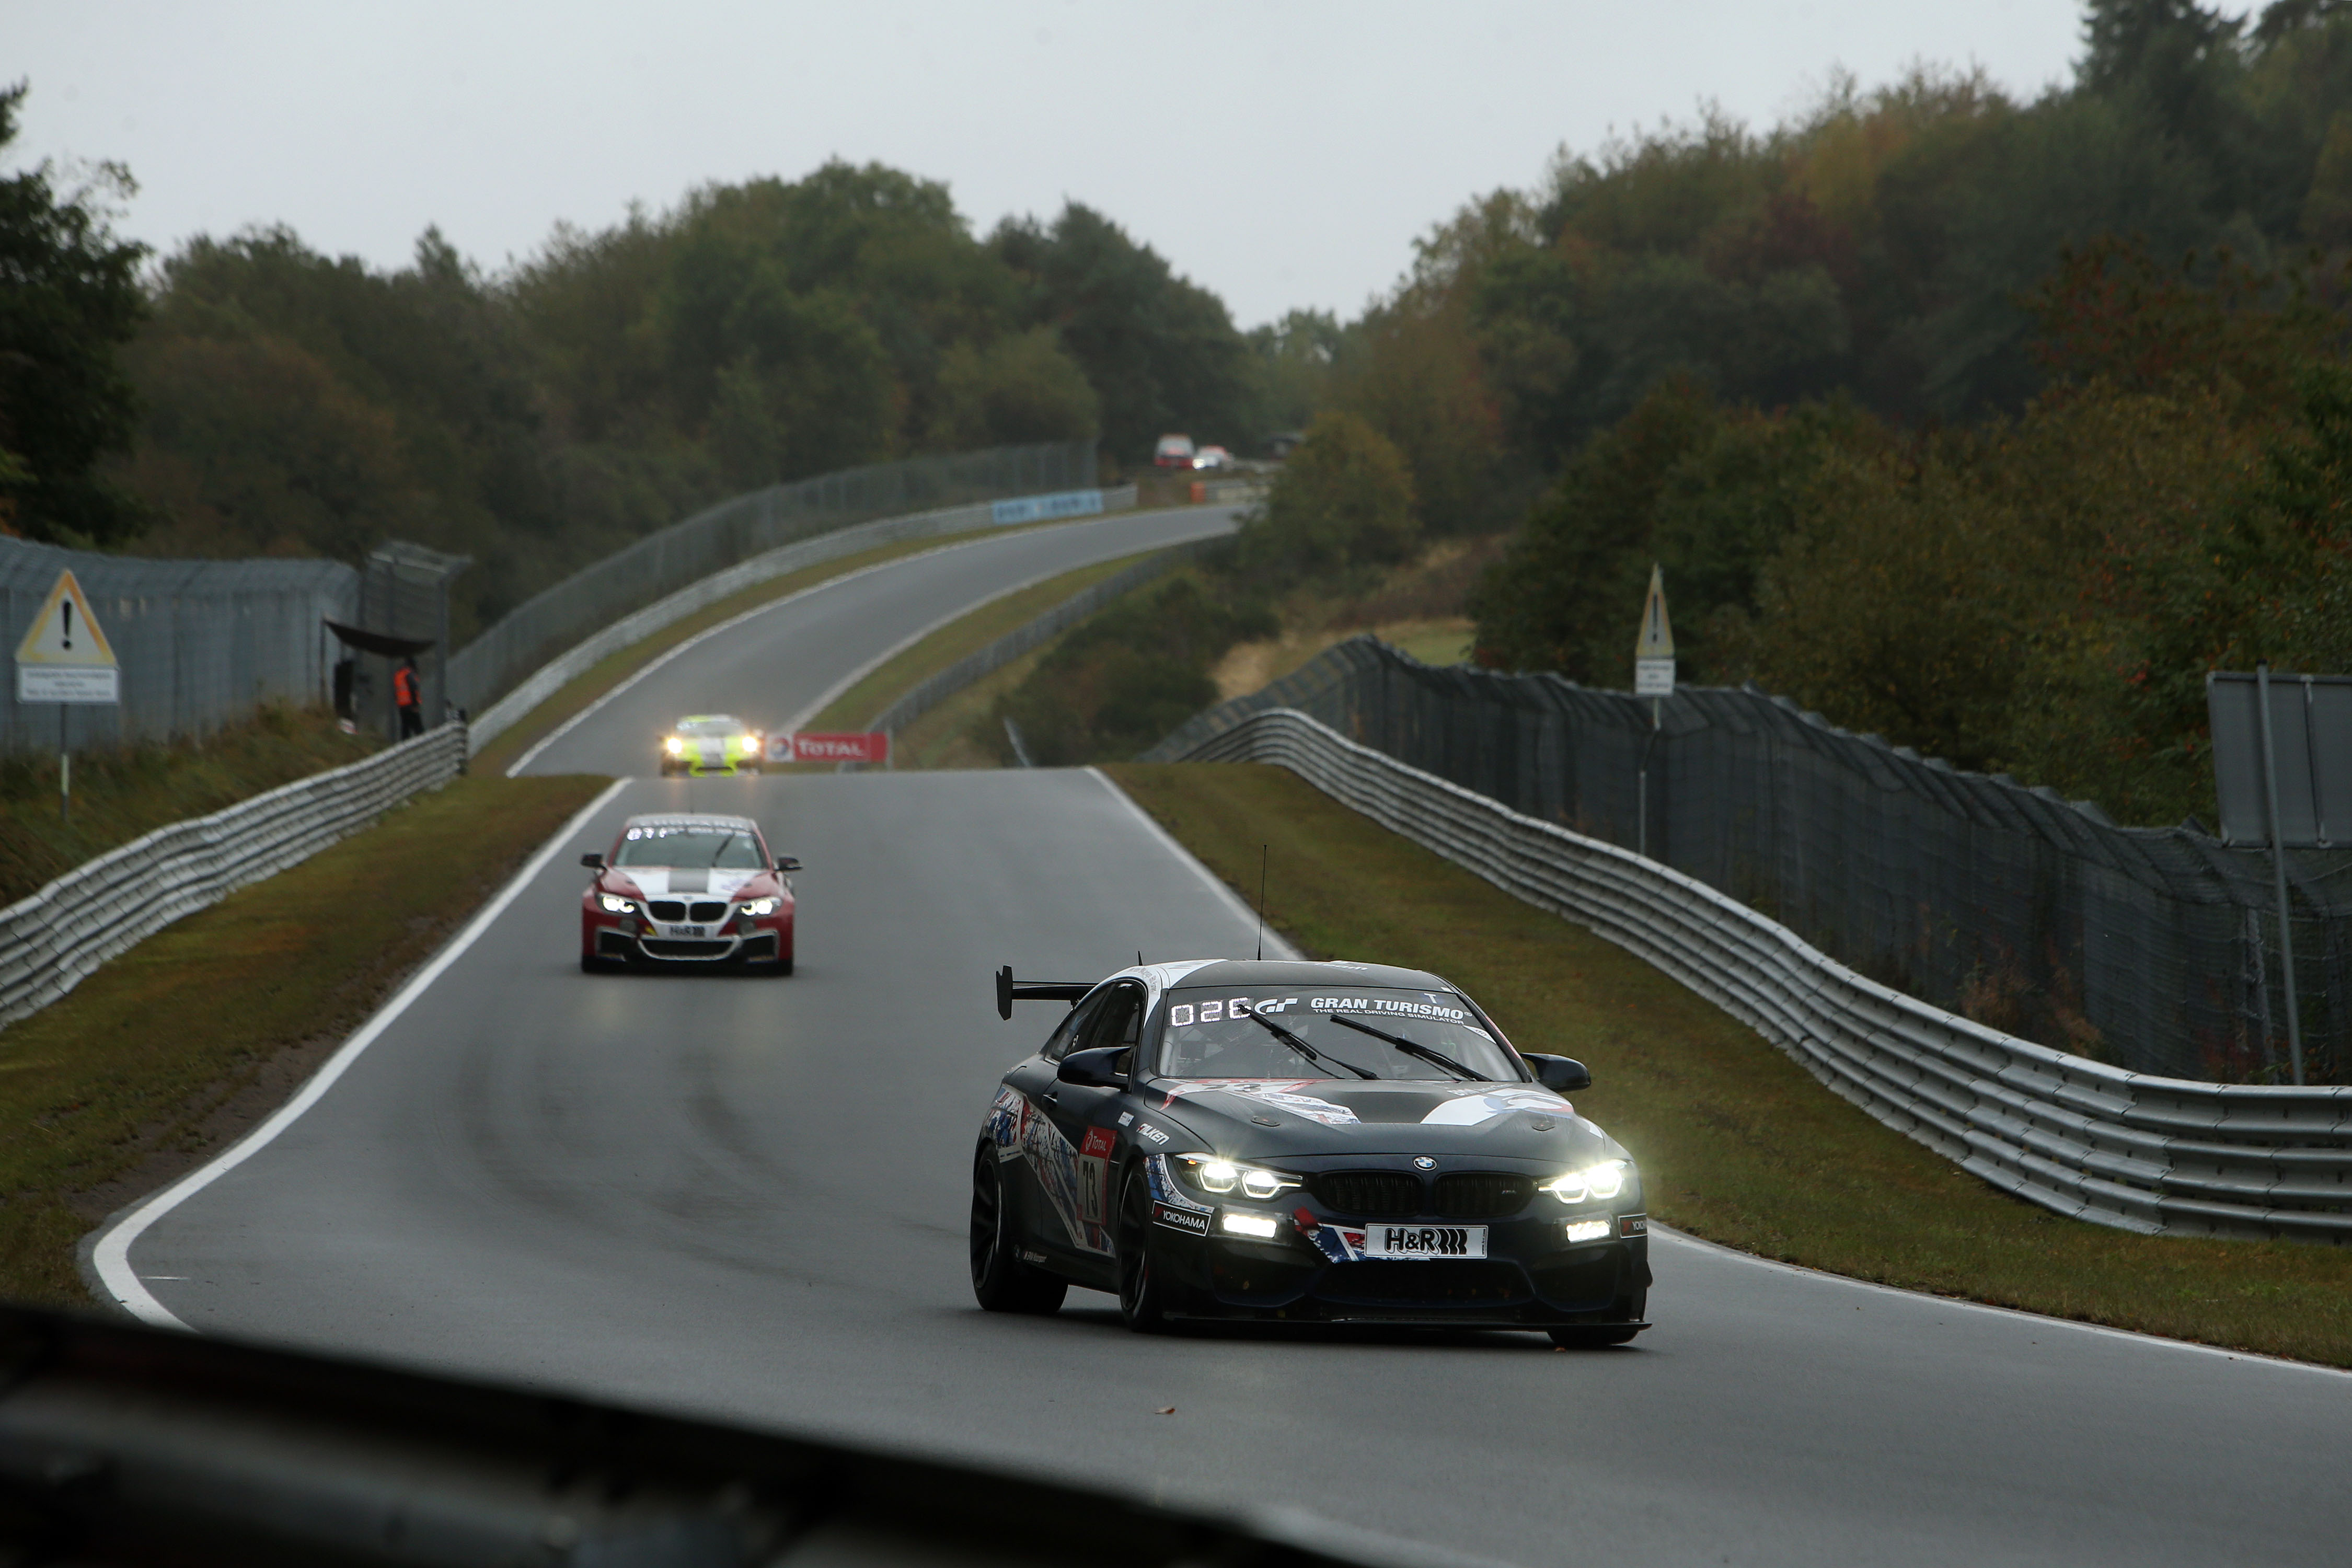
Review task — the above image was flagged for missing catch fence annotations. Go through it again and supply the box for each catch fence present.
[445,442,1093,719]
[1145,637,2352,1086]
[1,537,354,754]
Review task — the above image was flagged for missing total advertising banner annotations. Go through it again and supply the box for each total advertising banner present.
[766,731,889,765]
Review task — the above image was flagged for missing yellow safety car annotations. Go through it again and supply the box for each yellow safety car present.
[659,714,764,777]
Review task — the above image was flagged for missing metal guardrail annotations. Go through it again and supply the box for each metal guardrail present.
[862,531,1213,742]
[0,723,467,1032]
[1166,707,2352,1242]
[467,486,1138,754]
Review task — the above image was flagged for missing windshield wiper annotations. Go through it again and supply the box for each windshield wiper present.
[1328,1013,1489,1081]
[1243,1010,1378,1080]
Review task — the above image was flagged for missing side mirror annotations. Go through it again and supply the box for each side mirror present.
[1057,1046,1128,1089]
[1525,1054,1592,1093]
[580,852,605,870]
[776,856,802,873]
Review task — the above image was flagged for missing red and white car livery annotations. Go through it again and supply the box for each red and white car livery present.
[579,812,799,974]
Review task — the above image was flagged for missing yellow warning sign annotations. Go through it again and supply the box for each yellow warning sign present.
[15,569,120,704]
[1634,564,1675,697]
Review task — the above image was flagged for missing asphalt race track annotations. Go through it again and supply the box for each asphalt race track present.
[97,505,2352,1567]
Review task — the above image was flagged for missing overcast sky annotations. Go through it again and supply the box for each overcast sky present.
[12,2,2094,328]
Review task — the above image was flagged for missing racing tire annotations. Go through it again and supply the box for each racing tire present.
[1115,1167,1180,1333]
[970,1149,1065,1315]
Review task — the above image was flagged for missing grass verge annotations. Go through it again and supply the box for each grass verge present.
[0,704,379,907]
[1105,760,2352,1368]
[0,771,606,1307]
[797,549,1161,743]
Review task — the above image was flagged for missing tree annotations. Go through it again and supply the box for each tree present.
[1237,410,1418,584]
[0,82,149,544]
[992,203,1251,462]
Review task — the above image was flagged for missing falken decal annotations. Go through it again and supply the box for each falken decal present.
[1158,1079,1361,1127]
[1135,1122,1169,1145]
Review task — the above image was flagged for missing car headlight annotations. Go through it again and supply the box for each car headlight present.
[1174,1154,1299,1198]
[597,894,634,915]
[663,736,685,755]
[739,897,779,916]
[1540,1160,1630,1205]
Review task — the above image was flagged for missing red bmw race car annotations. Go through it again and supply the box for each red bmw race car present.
[579,812,799,974]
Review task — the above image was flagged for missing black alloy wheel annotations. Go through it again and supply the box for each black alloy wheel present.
[970,1148,1066,1315]
[1116,1167,1174,1332]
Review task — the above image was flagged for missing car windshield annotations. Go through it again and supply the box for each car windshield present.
[613,826,765,869]
[678,718,741,736]
[1154,985,1521,1081]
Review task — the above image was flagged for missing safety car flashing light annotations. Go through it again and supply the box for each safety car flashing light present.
[1563,1218,1612,1244]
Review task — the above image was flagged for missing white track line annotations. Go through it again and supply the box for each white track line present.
[1086,768,1300,960]
[1652,1223,2352,1379]
[507,510,1239,779]
[90,777,634,1328]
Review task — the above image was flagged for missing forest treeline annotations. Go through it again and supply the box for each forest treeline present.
[1230,0,2352,828]
[1,87,1293,640]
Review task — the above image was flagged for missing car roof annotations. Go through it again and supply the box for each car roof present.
[619,813,762,833]
[1145,958,1450,992]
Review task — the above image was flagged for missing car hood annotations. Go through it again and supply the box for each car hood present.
[1136,1077,1627,1165]
[601,867,770,900]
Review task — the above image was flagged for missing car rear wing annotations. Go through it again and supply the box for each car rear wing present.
[995,965,1092,1020]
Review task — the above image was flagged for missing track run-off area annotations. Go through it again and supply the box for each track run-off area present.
[86,505,2352,1567]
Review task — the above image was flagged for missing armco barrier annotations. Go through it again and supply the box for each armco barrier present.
[0,723,467,1031]
[1169,708,2352,1242]
[467,486,1137,753]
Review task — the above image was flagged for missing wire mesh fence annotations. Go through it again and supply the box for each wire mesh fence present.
[444,442,1095,720]
[1,536,354,754]
[1145,636,2352,1085]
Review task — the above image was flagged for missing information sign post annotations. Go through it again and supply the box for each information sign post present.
[14,570,120,822]
[1633,565,1676,859]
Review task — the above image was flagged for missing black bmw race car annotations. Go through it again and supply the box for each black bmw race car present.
[971,958,1650,1345]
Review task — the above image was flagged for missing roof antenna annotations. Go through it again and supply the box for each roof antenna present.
[1254,844,1268,961]
[1137,949,1144,967]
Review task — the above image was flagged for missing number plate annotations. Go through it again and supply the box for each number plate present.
[1358,1223,1488,1260]
[665,925,708,939]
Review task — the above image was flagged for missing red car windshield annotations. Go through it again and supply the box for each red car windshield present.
[613,827,765,869]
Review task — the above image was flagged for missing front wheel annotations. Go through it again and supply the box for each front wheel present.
[1116,1167,1179,1332]
[971,1150,1065,1314]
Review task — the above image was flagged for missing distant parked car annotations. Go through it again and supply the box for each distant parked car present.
[1191,445,1231,470]
[1154,434,1196,468]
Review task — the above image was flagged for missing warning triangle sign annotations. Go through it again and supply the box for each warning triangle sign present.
[1635,564,1674,660]
[16,570,118,667]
